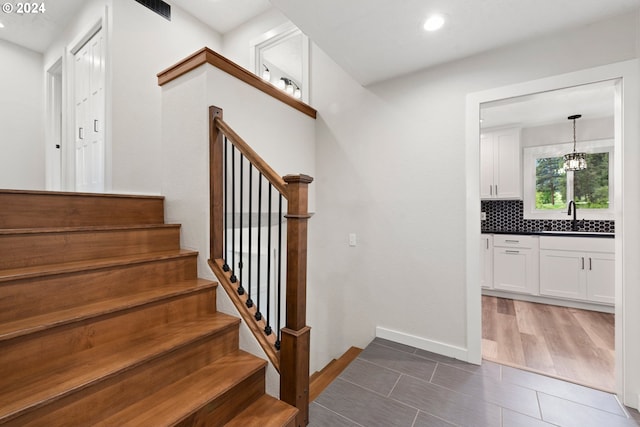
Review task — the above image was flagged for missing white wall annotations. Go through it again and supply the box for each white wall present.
[110,0,222,194]
[0,40,44,189]
[40,0,221,194]
[160,63,316,396]
[307,10,639,377]
[222,8,290,72]
[44,0,111,192]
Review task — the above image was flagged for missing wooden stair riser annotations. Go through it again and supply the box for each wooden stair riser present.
[175,368,265,427]
[5,325,240,426]
[0,254,198,323]
[0,190,164,228]
[0,226,181,270]
[0,289,217,379]
[224,395,299,427]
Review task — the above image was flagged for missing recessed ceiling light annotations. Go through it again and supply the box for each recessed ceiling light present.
[423,14,445,32]
[0,22,4,29]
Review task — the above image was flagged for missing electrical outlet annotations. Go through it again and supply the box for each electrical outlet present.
[349,233,357,247]
[481,212,487,220]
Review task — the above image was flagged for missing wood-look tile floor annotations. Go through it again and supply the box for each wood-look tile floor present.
[310,338,640,427]
[481,295,615,392]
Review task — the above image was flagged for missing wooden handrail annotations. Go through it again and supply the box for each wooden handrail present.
[209,106,312,426]
[213,117,288,196]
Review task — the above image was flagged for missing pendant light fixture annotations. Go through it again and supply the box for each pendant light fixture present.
[563,114,587,171]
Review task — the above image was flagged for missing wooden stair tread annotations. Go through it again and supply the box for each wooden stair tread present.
[0,223,180,235]
[0,313,240,422]
[0,249,198,283]
[0,278,217,342]
[224,394,298,427]
[94,350,266,426]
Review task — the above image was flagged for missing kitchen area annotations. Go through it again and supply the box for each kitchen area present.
[479,80,617,392]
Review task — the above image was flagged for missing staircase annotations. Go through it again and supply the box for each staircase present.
[0,190,297,426]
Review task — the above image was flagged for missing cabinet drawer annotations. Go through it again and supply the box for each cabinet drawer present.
[539,236,613,252]
[493,235,537,249]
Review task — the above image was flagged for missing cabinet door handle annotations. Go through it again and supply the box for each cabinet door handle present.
[489,185,492,196]
[486,240,489,250]
[506,250,519,254]
[505,240,519,243]
[581,257,585,270]
[589,257,592,271]
[78,127,84,140]
[495,185,498,196]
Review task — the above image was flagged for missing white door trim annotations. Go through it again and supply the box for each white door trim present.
[465,59,639,407]
[61,6,111,192]
[45,58,63,191]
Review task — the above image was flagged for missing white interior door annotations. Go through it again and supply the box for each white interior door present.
[74,28,105,192]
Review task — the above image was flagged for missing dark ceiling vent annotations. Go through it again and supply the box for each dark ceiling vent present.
[134,0,171,21]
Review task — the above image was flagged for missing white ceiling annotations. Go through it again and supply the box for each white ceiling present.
[1,0,637,87]
[271,0,640,86]
[0,0,85,52]
[0,0,271,53]
[0,0,625,149]
[481,81,616,129]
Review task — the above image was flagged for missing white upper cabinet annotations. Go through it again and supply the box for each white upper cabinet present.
[480,128,522,199]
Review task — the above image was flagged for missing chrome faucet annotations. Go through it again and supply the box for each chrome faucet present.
[567,201,583,231]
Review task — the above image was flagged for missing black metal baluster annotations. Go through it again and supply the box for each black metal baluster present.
[265,183,273,336]
[246,164,254,308]
[255,174,263,322]
[222,137,229,272]
[237,153,245,295]
[275,193,283,350]
[230,144,237,283]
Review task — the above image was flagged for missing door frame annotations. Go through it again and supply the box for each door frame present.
[45,58,63,190]
[465,59,639,405]
[58,6,111,192]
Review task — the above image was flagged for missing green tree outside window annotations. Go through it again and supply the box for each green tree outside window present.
[535,153,609,210]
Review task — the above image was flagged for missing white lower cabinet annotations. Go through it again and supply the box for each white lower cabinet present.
[539,250,586,300]
[492,235,538,295]
[480,235,493,289]
[539,237,614,305]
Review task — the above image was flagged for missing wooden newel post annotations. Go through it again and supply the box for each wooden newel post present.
[209,106,224,261]
[280,174,313,427]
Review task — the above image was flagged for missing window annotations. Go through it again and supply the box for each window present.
[250,23,309,103]
[524,141,613,220]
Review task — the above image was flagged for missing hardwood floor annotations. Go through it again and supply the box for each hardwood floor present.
[482,295,615,392]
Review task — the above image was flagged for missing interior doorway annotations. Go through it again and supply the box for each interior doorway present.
[465,60,640,407]
[478,80,618,391]
[71,26,105,193]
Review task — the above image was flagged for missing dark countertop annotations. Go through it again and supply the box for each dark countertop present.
[482,230,615,238]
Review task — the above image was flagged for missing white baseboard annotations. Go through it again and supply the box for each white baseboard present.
[375,326,471,363]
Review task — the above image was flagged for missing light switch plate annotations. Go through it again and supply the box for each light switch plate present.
[349,233,357,247]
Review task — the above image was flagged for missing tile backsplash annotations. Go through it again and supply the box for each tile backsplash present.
[481,200,614,233]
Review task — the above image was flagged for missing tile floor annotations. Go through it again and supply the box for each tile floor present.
[310,337,640,427]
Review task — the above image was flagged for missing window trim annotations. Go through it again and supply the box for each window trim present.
[523,139,614,220]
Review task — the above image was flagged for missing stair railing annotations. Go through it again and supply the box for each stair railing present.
[208,106,312,426]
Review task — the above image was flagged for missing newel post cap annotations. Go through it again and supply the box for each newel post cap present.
[283,174,314,184]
